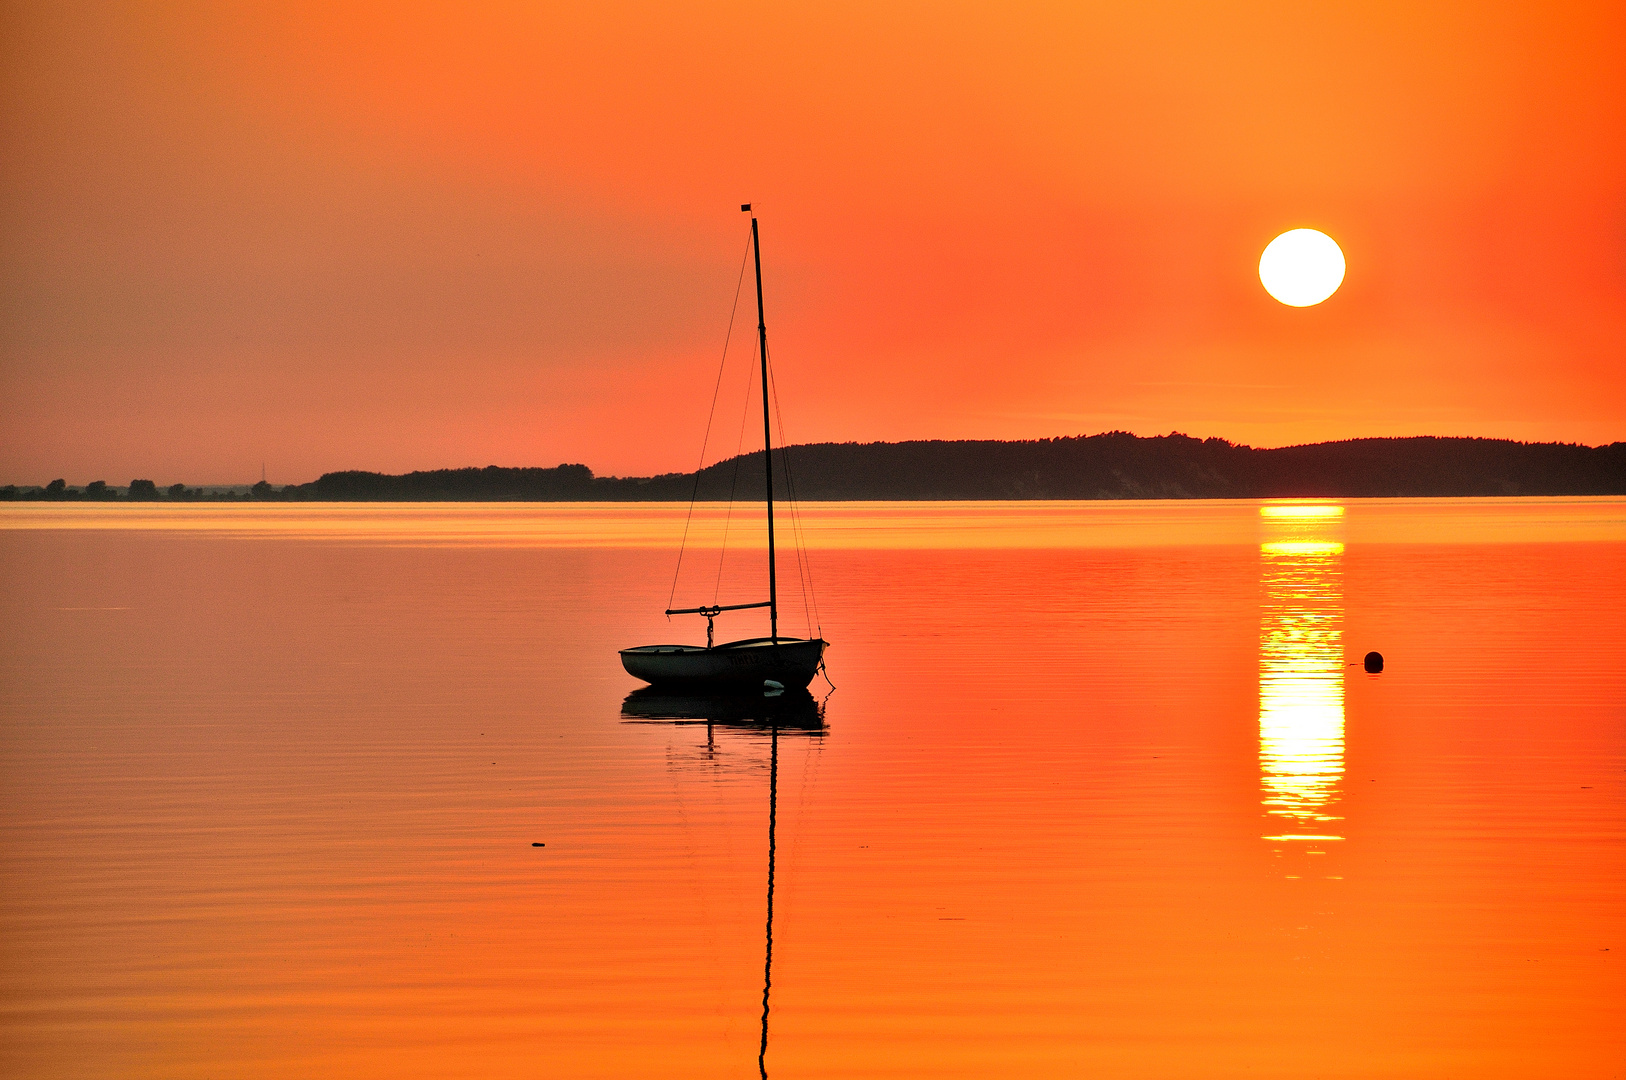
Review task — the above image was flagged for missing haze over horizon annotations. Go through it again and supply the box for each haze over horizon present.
[4,2,1623,485]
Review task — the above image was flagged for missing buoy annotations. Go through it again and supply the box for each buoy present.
[763,679,784,697]
[1363,651,1384,673]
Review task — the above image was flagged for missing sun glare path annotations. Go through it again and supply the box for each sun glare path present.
[1259,509,1346,847]
[1260,504,1345,519]
[1262,541,1345,556]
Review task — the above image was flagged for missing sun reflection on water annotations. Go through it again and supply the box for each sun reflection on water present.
[1259,504,1345,843]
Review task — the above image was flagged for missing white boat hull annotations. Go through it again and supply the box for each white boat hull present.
[620,637,826,689]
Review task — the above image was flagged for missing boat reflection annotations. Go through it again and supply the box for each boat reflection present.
[621,687,826,1077]
[1258,504,1346,845]
[621,686,828,734]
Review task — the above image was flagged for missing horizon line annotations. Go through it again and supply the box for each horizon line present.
[5,429,1623,490]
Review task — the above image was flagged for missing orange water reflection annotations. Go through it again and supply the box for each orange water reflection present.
[2,502,1624,1077]
[1259,504,1345,845]
[3,497,1621,548]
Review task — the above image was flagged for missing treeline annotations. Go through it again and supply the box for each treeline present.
[8,434,1623,502]
[304,464,599,500]
[311,434,1623,500]
[659,433,1626,500]
[3,479,288,501]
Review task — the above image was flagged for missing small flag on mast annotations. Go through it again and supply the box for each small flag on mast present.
[741,203,751,211]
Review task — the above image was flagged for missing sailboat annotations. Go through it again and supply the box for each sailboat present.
[620,207,828,691]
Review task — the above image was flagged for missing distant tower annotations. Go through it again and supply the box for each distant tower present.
[261,462,266,484]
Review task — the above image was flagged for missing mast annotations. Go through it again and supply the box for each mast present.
[748,210,778,643]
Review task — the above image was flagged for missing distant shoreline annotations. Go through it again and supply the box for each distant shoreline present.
[5,433,1623,502]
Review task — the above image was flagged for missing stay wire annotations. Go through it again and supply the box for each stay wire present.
[760,349,813,634]
[713,338,757,604]
[764,347,806,631]
[765,347,821,638]
[775,404,818,638]
[668,231,755,612]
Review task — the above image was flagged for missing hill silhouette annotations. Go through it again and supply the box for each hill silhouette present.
[295,433,1624,501]
[9,433,1619,502]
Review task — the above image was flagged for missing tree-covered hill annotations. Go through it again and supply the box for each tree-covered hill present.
[297,433,1626,500]
[7,433,1620,501]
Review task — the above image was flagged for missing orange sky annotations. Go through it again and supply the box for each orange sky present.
[2,1,1623,484]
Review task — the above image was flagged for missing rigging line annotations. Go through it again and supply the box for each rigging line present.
[713,337,758,604]
[659,735,724,965]
[785,729,824,883]
[770,373,817,639]
[782,478,814,639]
[762,347,810,620]
[765,349,821,637]
[763,346,810,635]
[668,231,755,612]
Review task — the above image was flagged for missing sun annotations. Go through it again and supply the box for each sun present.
[1259,228,1345,307]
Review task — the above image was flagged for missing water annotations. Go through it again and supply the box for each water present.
[1,499,1622,1078]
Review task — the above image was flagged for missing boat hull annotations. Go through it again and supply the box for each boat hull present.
[620,636,826,689]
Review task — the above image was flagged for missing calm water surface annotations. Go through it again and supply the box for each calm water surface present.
[1,499,1622,1078]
